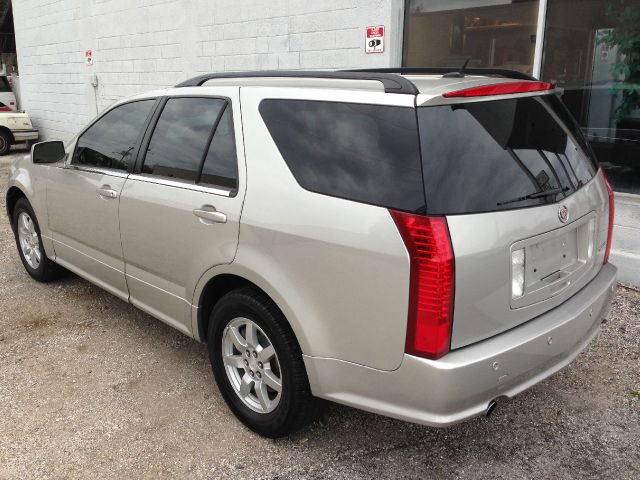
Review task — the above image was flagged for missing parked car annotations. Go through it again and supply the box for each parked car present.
[0,75,18,112]
[0,110,39,155]
[5,69,617,438]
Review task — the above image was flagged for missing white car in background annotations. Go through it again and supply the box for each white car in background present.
[0,75,39,155]
[0,75,18,112]
[0,111,38,155]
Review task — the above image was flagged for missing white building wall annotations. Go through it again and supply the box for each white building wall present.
[13,0,404,142]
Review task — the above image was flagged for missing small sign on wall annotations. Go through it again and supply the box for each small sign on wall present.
[85,50,93,66]
[365,26,385,54]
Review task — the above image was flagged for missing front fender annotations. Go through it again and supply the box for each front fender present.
[6,154,36,219]
[7,152,33,192]
[6,154,55,258]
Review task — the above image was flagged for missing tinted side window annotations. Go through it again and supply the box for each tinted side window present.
[200,105,238,190]
[142,98,226,182]
[259,100,424,212]
[418,96,598,215]
[73,100,155,171]
[0,76,12,92]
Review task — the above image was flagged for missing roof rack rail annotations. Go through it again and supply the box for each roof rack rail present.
[175,70,419,95]
[343,67,537,82]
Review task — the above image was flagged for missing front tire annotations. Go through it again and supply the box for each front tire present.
[208,287,321,438]
[0,130,11,155]
[12,197,65,282]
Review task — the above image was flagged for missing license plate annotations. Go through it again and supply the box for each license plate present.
[511,212,596,309]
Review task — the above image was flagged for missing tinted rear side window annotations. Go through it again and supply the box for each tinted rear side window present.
[259,100,425,213]
[419,95,598,215]
[142,97,226,181]
[200,105,238,190]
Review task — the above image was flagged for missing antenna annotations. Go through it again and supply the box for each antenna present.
[443,58,471,78]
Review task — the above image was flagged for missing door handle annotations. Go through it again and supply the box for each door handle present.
[193,206,227,224]
[97,185,118,199]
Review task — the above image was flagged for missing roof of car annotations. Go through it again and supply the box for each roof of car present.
[175,68,538,96]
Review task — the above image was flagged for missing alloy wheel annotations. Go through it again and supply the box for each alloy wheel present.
[221,317,283,414]
[17,212,41,269]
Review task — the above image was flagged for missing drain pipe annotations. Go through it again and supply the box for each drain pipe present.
[90,73,99,115]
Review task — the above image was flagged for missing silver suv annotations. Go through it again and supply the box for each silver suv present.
[6,69,617,437]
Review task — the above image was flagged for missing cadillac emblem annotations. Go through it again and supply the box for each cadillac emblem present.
[558,205,569,223]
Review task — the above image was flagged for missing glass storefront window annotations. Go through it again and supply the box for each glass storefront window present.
[404,0,540,74]
[542,0,640,194]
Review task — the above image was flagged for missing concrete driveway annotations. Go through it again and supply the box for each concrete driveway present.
[1,150,638,479]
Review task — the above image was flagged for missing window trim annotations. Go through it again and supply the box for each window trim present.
[126,173,235,197]
[134,95,239,196]
[67,165,129,179]
[69,97,161,175]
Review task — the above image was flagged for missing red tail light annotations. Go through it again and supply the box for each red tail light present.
[443,81,555,98]
[0,105,11,112]
[390,210,455,360]
[602,170,615,264]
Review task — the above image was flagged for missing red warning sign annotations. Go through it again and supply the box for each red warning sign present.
[365,25,385,54]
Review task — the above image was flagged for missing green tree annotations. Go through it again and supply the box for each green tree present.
[597,0,640,122]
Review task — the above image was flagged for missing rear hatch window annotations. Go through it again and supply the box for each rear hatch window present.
[418,95,598,215]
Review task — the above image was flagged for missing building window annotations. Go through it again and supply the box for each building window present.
[403,0,540,75]
[542,0,640,194]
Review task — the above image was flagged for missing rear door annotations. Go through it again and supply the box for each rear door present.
[417,93,609,349]
[118,88,245,335]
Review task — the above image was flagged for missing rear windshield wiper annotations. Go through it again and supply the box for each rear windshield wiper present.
[497,187,570,206]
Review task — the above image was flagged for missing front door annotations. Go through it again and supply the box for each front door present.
[46,99,157,300]
[118,88,245,335]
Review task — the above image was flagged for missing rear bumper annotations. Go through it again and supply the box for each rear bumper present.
[304,262,617,426]
[12,129,39,142]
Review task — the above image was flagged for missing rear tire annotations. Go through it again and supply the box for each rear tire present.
[12,197,65,282]
[208,287,322,438]
[0,130,11,155]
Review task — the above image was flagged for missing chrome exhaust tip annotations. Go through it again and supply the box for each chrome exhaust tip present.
[486,399,498,417]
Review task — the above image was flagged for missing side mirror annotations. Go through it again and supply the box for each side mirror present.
[32,141,66,164]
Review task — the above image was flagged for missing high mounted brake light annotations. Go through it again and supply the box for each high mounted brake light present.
[443,81,555,98]
[390,210,455,360]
